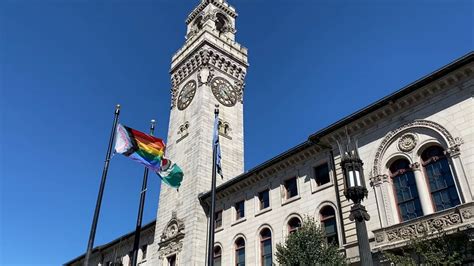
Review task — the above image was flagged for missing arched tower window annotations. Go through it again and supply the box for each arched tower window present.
[193,16,203,30]
[390,158,423,221]
[213,245,222,266]
[215,13,228,33]
[421,146,460,211]
[235,237,245,266]
[287,217,301,234]
[319,206,339,245]
[259,228,272,266]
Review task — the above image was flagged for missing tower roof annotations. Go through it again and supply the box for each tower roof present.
[186,0,237,25]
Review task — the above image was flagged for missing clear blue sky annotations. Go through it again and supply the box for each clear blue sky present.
[1,0,472,264]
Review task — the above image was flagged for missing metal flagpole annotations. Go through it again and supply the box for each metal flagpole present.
[131,119,156,266]
[206,106,219,266]
[84,104,121,266]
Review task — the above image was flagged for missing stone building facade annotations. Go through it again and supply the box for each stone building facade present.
[66,0,474,265]
[65,221,155,266]
[199,52,474,265]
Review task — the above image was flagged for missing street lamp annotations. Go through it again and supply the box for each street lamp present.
[337,136,373,266]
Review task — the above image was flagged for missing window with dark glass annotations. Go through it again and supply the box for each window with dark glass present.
[314,163,330,186]
[235,201,245,220]
[167,255,176,266]
[141,245,147,260]
[235,237,245,266]
[421,146,460,211]
[390,158,423,221]
[215,210,223,228]
[288,217,302,234]
[284,177,298,199]
[320,206,339,245]
[260,228,272,266]
[258,189,270,210]
[214,246,222,266]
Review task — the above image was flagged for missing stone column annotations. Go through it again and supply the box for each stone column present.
[446,145,472,202]
[411,163,435,215]
[370,175,391,227]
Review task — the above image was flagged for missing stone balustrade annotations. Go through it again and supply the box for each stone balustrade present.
[373,202,474,250]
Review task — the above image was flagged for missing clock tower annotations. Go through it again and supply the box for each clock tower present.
[150,0,248,264]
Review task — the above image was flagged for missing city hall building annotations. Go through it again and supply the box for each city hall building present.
[66,0,474,265]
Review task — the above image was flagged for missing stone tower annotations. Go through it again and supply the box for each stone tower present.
[150,0,248,264]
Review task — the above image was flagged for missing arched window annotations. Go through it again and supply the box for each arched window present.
[213,246,222,266]
[235,237,245,266]
[193,16,203,30]
[421,146,460,211]
[287,217,301,234]
[320,206,339,245]
[390,158,423,221]
[260,228,272,266]
[215,13,228,33]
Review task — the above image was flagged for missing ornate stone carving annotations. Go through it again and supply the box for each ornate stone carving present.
[370,174,388,187]
[373,203,474,248]
[234,80,245,103]
[398,133,417,152]
[461,209,473,219]
[160,211,185,242]
[171,47,246,89]
[373,120,462,176]
[158,241,183,259]
[445,137,463,157]
[375,232,385,243]
[170,86,178,109]
[198,66,213,86]
[158,211,185,259]
[409,162,420,171]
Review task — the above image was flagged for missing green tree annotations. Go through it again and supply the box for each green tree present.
[382,229,472,265]
[275,217,346,265]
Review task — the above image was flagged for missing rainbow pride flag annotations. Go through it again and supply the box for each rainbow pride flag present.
[114,124,165,171]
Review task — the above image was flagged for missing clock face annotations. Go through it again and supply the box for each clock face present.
[177,80,197,110]
[211,77,237,107]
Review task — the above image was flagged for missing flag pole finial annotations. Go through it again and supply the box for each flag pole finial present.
[115,104,121,114]
[150,120,156,135]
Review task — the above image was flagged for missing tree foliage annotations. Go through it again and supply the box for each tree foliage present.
[382,229,472,265]
[275,216,346,265]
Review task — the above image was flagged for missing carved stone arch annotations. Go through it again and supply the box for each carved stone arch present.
[158,211,185,259]
[372,119,463,176]
[160,211,185,242]
[416,139,446,158]
[315,200,338,218]
[315,201,342,241]
[256,223,274,237]
[384,153,414,173]
[283,213,303,237]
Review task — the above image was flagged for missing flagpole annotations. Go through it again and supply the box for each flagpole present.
[131,119,156,266]
[206,106,219,266]
[84,104,121,266]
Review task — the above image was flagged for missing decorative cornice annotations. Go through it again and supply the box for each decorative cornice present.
[311,59,473,145]
[171,47,246,88]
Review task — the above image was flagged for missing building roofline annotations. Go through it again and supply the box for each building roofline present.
[64,220,156,265]
[199,141,312,201]
[308,51,474,142]
[199,51,474,201]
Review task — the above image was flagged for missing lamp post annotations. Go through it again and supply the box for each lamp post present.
[337,137,373,266]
